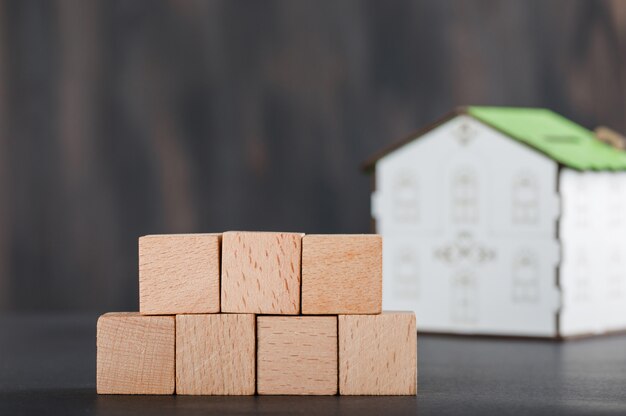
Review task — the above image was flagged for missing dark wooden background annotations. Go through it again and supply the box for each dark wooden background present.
[0,0,625,312]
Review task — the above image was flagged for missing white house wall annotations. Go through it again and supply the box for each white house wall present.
[373,115,561,337]
[559,169,626,337]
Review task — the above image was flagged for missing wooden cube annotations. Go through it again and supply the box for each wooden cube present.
[257,316,337,395]
[339,312,417,395]
[139,233,221,315]
[176,314,255,395]
[221,231,303,314]
[97,313,175,394]
[302,234,382,315]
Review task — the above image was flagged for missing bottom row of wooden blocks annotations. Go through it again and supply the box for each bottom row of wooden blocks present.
[97,312,417,395]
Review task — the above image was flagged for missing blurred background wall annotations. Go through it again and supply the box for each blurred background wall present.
[0,0,625,312]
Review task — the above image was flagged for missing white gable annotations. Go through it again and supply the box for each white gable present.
[373,115,561,337]
[374,115,560,237]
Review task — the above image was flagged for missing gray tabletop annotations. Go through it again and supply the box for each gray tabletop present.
[1,314,625,415]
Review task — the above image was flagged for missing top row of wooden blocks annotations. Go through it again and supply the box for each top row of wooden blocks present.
[139,232,382,315]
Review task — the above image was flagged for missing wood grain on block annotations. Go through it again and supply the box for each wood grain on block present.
[221,231,303,314]
[302,234,382,314]
[257,316,337,395]
[97,312,175,395]
[176,314,255,395]
[139,234,221,315]
[339,312,417,395]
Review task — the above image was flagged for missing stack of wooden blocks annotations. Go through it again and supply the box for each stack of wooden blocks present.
[97,232,417,395]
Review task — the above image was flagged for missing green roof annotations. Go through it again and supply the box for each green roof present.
[467,106,626,170]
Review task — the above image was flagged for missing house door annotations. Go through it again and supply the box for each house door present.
[393,247,419,300]
[451,271,478,324]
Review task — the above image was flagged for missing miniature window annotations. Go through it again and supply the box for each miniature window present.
[512,172,539,225]
[572,178,590,228]
[511,250,539,303]
[393,247,419,300]
[393,171,419,223]
[453,121,477,146]
[451,271,477,324]
[607,249,623,300]
[451,166,478,224]
[607,176,624,228]
[573,248,590,302]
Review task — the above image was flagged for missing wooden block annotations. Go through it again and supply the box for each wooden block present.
[302,234,382,314]
[139,233,221,315]
[97,312,175,395]
[176,314,255,395]
[221,231,303,314]
[257,316,337,395]
[339,312,417,395]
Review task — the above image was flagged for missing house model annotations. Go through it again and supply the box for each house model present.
[364,106,626,338]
